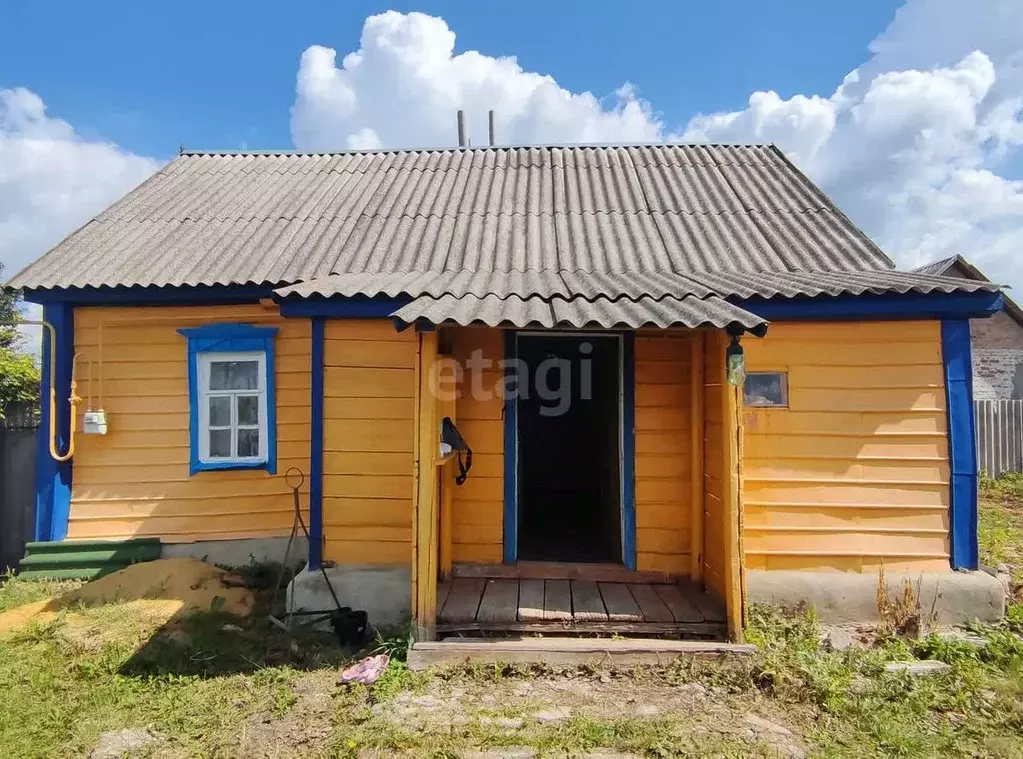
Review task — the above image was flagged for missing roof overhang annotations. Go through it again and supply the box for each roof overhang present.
[13,271,1004,329]
[389,293,769,335]
[734,290,1005,322]
[914,254,1023,328]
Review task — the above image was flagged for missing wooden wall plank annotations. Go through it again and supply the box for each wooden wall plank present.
[323,321,417,567]
[743,320,952,572]
[69,303,311,543]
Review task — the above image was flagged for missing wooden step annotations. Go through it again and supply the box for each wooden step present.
[435,620,726,636]
[452,561,674,584]
[407,637,756,670]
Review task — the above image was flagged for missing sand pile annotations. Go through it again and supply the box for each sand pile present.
[0,557,255,636]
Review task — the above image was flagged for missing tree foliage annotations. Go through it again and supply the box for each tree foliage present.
[0,263,19,351]
[0,262,40,420]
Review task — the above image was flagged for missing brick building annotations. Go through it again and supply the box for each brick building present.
[916,255,1023,400]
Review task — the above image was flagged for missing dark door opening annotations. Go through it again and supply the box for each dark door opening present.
[516,333,622,563]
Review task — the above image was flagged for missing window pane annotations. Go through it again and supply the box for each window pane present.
[237,395,260,426]
[238,427,260,457]
[209,428,232,457]
[744,372,787,407]
[209,396,231,427]
[209,360,259,390]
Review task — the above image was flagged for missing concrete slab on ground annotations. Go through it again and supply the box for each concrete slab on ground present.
[746,569,1004,625]
[408,637,757,670]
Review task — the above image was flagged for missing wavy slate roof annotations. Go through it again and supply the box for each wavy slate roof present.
[913,255,961,278]
[914,254,1022,327]
[275,267,995,301]
[11,143,899,290]
[6,144,998,329]
[391,293,769,332]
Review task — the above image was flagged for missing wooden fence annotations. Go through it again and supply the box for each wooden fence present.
[0,405,37,572]
[975,399,1023,478]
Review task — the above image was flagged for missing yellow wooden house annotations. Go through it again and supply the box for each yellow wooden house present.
[7,145,1006,642]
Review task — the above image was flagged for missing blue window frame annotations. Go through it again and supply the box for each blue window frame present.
[177,323,279,476]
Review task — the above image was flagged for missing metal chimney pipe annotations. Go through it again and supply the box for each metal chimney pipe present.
[456,110,466,147]
[488,110,496,146]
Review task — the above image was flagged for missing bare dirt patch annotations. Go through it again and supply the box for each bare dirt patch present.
[322,667,808,757]
[235,670,338,758]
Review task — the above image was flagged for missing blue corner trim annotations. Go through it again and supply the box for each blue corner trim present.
[34,302,74,542]
[308,318,325,570]
[24,284,274,306]
[735,291,1003,322]
[177,323,279,476]
[502,330,518,564]
[621,333,637,571]
[277,295,412,319]
[942,319,979,570]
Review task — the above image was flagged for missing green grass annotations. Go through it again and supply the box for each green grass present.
[312,606,1023,758]
[0,586,353,758]
[739,605,1023,757]
[0,617,259,757]
[1,594,1021,758]
[980,472,1023,595]
[0,480,1022,757]
[0,572,84,612]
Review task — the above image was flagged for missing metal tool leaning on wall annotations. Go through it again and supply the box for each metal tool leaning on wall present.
[270,467,369,647]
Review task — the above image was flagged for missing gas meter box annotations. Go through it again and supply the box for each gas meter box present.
[83,410,108,435]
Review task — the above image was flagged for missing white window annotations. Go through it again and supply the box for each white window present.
[197,351,268,464]
[744,371,788,408]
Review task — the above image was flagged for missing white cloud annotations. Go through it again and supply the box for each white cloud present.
[681,0,1023,292]
[290,10,664,152]
[0,87,159,284]
[291,5,1023,295]
[0,87,159,347]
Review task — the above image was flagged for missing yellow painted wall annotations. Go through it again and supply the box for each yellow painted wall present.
[742,320,951,572]
[635,332,693,574]
[702,332,728,596]
[71,304,310,542]
[448,328,504,564]
[441,327,700,574]
[436,327,709,575]
[321,321,416,565]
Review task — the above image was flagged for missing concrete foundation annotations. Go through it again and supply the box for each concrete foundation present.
[287,564,412,628]
[161,536,308,570]
[746,570,1005,625]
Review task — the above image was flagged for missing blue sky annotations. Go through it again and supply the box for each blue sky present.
[3,0,899,158]
[1,0,1021,296]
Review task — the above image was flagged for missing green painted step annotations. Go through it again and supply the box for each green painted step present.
[21,539,162,562]
[18,538,161,580]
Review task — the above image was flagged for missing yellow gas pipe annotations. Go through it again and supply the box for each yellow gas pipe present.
[8,320,81,461]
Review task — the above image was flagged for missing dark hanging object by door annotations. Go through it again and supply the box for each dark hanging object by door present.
[441,417,473,485]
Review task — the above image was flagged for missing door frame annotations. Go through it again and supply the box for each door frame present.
[502,329,636,569]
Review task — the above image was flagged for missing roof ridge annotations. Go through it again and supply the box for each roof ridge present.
[98,207,842,225]
[178,142,777,158]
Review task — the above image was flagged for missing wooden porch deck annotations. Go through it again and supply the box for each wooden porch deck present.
[437,578,726,637]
